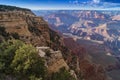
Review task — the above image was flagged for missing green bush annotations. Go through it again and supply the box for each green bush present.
[0,40,24,74]
[0,40,47,80]
[28,26,41,36]
[0,26,10,40]
[11,44,46,79]
[50,68,76,80]
[11,33,20,39]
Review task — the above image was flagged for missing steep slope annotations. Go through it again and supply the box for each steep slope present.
[63,38,108,80]
[0,6,111,80]
[0,6,65,50]
[0,5,76,80]
[35,10,120,56]
[34,10,120,80]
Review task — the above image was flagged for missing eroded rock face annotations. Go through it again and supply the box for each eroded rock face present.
[37,47,69,73]
[0,10,64,49]
[64,38,109,80]
[80,59,108,80]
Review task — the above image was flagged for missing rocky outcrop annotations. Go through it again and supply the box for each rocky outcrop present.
[37,47,69,73]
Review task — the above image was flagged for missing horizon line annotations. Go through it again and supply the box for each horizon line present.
[1,4,120,11]
[32,8,120,11]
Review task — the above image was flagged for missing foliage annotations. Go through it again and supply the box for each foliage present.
[45,49,51,57]
[50,67,76,80]
[0,26,20,41]
[11,44,46,79]
[49,29,60,43]
[28,26,41,36]
[11,33,20,39]
[29,75,42,80]
[0,26,10,40]
[0,40,24,74]
[0,40,47,80]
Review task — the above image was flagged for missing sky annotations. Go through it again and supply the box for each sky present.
[0,0,120,10]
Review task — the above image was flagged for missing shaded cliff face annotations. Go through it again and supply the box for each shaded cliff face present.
[63,38,108,80]
[0,8,64,50]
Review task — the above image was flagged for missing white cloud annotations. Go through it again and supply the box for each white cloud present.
[93,0,100,3]
[68,0,120,10]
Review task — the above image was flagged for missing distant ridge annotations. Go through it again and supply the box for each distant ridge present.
[0,5,31,11]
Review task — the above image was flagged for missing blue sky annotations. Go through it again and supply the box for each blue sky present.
[0,0,120,10]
